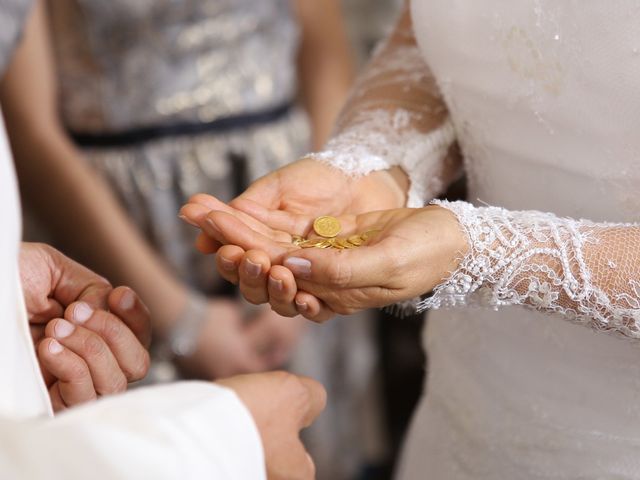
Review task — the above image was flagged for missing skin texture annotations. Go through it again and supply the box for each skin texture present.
[21,243,151,411]
[218,371,326,480]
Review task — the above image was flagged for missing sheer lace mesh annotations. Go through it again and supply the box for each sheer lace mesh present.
[421,200,640,338]
[306,3,459,207]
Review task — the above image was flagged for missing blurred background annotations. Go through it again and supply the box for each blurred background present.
[10,1,427,479]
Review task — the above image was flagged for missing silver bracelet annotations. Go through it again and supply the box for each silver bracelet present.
[167,292,210,358]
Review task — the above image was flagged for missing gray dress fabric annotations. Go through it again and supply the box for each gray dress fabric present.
[0,0,32,75]
[46,0,309,292]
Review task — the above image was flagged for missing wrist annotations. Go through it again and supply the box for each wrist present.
[420,205,470,294]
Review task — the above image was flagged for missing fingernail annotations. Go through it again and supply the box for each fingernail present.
[119,290,136,310]
[220,257,236,271]
[178,214,198,227]
[55,319,75,339]
[284,257,312,279]
[245,259,262,279]
[295,300,308,313]
[48,339,64,355]
[205,218,222,237]
[73,302,93,323]
[269,276,284,292]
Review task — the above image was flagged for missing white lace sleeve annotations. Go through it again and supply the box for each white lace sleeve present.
[306,2,460,208]
[421,200,640,339]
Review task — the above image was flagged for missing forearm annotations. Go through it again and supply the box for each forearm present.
[423,201,640,338]
[306,2,460,207]
[294,0,355,149]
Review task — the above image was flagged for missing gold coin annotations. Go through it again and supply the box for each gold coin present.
[347,235,364,247]
[336,238,354,249]
[361,230,382,242]
[313,216,342,238]
[291,235,305,246]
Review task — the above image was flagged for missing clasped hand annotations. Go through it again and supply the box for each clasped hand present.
[180,162,467,322]
[21,243,151,411]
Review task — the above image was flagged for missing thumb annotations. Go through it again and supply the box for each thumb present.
[282,244,393,289]
[48,246,112,309]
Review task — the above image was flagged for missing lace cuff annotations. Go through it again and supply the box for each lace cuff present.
[309,114,455,207]
[418,201,640,339]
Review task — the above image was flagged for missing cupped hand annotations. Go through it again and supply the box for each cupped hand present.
[277,206,468,319]
[182,205,468,322]
[218,371,326,480]
[175,300,305,379]
[20,243,151,411]
[180,157,408,258]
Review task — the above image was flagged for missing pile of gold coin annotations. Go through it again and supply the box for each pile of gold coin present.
[291,216,381,250]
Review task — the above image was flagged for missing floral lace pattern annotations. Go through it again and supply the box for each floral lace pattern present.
[305,5,459,207]
[421,200,640,339]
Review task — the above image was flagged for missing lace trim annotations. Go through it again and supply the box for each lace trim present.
[307,111,455,207]
[417,201,640,339]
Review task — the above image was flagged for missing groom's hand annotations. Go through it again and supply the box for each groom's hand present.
[218,371,326,480]
[20,243,151,411]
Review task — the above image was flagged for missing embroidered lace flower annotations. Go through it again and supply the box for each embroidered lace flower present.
[420,200,640,339]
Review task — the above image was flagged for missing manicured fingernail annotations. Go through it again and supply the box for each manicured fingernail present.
[269,276,284,293]
[119,290,136,310]
[284,257,311,279]
[178,214,198,227]
[55,319,75,339]
[48,339,64,355]
[295,300,308,312]
[245,259,262,279]
[73,302,93,323]
[205,218,222,237]
[220,257,236,271]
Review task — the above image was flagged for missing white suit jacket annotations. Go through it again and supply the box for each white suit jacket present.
[0,111,266,479]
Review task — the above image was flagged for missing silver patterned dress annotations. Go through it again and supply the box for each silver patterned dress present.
[46,0,309,292]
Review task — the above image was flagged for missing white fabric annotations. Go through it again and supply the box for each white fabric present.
[398,1,640,478]
[0,109,265,478]
[0,112,51,419]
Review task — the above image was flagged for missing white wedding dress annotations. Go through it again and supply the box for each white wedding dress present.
[310,1,640,478]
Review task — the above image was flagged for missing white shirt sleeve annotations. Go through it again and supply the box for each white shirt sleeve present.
[0,381,266,480]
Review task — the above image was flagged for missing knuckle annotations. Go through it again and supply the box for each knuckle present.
[68,360,90,381]
[101,315,124,342]
[107,374,128,394]
[82,333,107,359]
[326,262,352,288]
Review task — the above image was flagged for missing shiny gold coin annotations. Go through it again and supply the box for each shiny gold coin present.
[313,216,342,238]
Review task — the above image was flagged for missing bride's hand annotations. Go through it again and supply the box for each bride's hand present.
[180,157,408,306]
[182,203,467,322]
[278,206,468,321]
[181,158,408,255]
